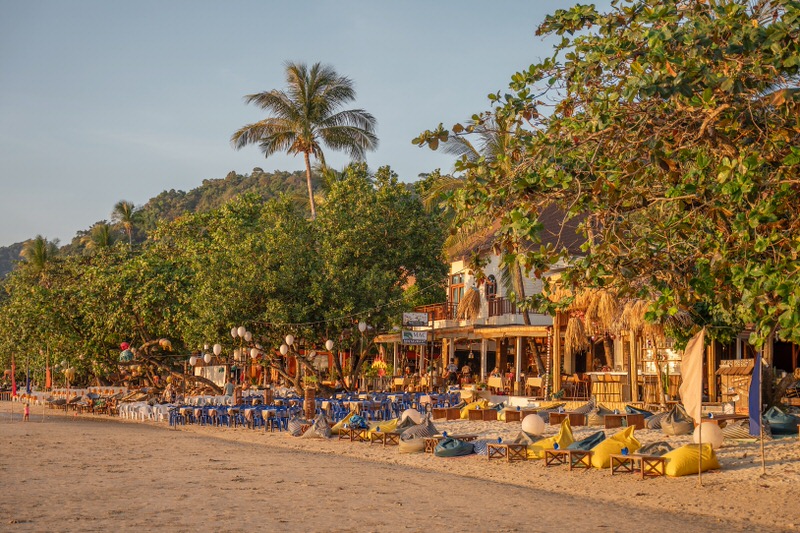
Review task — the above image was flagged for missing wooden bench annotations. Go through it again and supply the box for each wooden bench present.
[487,443,527,462]
[604,413,645,430]
[548,412,587,426]
[369,431,401,446]
[468,408,498,421]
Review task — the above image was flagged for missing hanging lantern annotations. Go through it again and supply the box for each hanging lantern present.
[203,353,212,364]
[250,348,258,359]
[244,331,253,342]
[237,326,247,337]
[325,339,334,351]
[285,334,294,346]
[213,343,222,356]
[230,327,238,339]
[279,344,288,356]
[358,321,367,333]
[189,355,197,366]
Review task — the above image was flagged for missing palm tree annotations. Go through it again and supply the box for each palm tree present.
[20,235,59,271]
[81,223,117,251]
[111,200,137,247]
[231,61,378,219]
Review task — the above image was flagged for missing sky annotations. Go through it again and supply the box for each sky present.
[0,0,611,247]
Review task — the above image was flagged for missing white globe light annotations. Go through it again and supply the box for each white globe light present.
[325,339,334,351]
[285,334,294,346]
[189,356,197,366]
[203,353,212,364]
[522,414,546,436]
[309,350,317,358]
[279,344,288,356]
[400,408,422,424]
[244,331,253,342]
[213,343,222,356]
[231,327,238,339]
[693,422,724,450]
[250,348,258,359]
[358,321,367,333]
[237,326,247,337]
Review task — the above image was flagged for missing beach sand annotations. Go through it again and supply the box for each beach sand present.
[1,402,798,532]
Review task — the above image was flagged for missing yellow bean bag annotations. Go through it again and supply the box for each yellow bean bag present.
[527,419,574,459]
[331,411,356,435]
[590,426,641,469]
[460,399,490,419]
[662,443,720,477]
[368,418,399,437]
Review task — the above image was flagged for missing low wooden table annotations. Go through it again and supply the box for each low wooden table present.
[432,407,462,420]
[549,412,587,426]
[610,454,667,478]
[424,434,478,453]
[544,449,569,466]
[468,408,498,422]
[700,414,748,427]
[604,413,645,430]
[487,443,527,462]
[503,409,538,423]
[338,427,369,442]
[369,431,401,446]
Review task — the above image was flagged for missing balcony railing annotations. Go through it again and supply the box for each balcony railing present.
[414,301,457,321]
[487,297,520,318]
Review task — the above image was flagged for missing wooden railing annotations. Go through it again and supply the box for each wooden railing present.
[414,301,457,321]
[487,297,520,317]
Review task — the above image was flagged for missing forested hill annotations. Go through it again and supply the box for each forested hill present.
[0,168,311,278]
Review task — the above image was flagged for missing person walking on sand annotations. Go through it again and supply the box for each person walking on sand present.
[23,402,30,422]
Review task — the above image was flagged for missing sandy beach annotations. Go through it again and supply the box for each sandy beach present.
[1,402,798,532]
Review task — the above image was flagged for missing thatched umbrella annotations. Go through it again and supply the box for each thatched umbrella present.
[457,287,482,321]
[564,316,590,357]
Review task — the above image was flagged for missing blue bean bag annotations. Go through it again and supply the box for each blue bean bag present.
[625,405,655,419]
[566,430,606,451]
[764,406,800,435]
[434,437,475,457]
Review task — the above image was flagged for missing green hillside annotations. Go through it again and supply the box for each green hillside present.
[0,168,312,277]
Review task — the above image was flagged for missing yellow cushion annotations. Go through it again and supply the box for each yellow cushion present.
[590,426,641,468]
[662,443,720,477]
[527,419,574,459]
[368,418,398,437]
[460,400,490,419]
[331,411,356,435]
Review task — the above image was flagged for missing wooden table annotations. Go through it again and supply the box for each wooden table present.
[338,427,368,442]
[544,449,570,467]
[487,443,527,462]
[700,414,748,427]
[369,431,401,446]
[424,434,478,453]
[610,454,667,478]
[548,412,587,426]
[468,408,498,422]
[503,409,538,423]
[431,407,462,420]
[604,413,645,430]
[543,449,593,470]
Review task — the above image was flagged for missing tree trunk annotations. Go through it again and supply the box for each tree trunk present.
[304,386,316,420]
[529,339,546,376]
[303,151,317,219]
[603,334,614,368]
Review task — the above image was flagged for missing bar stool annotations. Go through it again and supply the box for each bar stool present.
[573,374,589,400]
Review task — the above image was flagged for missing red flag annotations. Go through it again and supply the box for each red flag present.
[10,354,17,397]
[45,364,52,390]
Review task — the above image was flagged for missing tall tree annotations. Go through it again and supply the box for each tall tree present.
[81,223,117,251]
[19,235,59,272]
[231,61,378,219]
[112,200,137,247]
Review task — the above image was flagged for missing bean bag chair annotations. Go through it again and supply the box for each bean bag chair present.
[348,414,369,430]
[645,411,668,430]
[512,432,538,445]
[638,441,673,457]
[764,406,800,435]
[721,419,772,441]
[434,437,475,457]
[368,418,399,438]
[662,443,720,477]
[398,437,426,454]
[570,399,596,415]
[331,411,356,435]
[661,404,694,436]
[590,426,641,469]
[287,416,308,437]
[399,416,438,441]
[567,430,605,451]
[394,415,418,433]
[472,439,492,456]
[587,404,615,426]
[460,399,490,419]
[625,405,654,418]
[302,413,332,439]
[527,419,574,459]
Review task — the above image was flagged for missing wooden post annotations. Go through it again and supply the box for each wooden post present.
[480,339,488,382]
[628,331,638,402]
[553,312,562,392]
[515,336,523,395]
[707,342,717,401]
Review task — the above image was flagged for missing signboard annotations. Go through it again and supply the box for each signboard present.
[402,312,429,327]
[401,330,428,345]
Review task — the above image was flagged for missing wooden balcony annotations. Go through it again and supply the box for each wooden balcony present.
[488,297,520,318]
[414,301,457,321]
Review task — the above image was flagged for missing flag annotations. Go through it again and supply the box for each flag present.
[10,354,17,397]
[679,327,705,423]
[749,350,762,437]
[45,364,52,390]
[25,364,31,394]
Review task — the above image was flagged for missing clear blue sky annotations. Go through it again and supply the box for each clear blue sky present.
[0,0,609,247]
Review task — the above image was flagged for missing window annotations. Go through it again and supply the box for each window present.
[485,275,497,299]
[450,273,464,304]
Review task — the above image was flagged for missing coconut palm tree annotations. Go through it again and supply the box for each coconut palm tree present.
[231,61,378,219]
[111,200,137,247]
[81,223,117,251]
[19,235,59,271]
